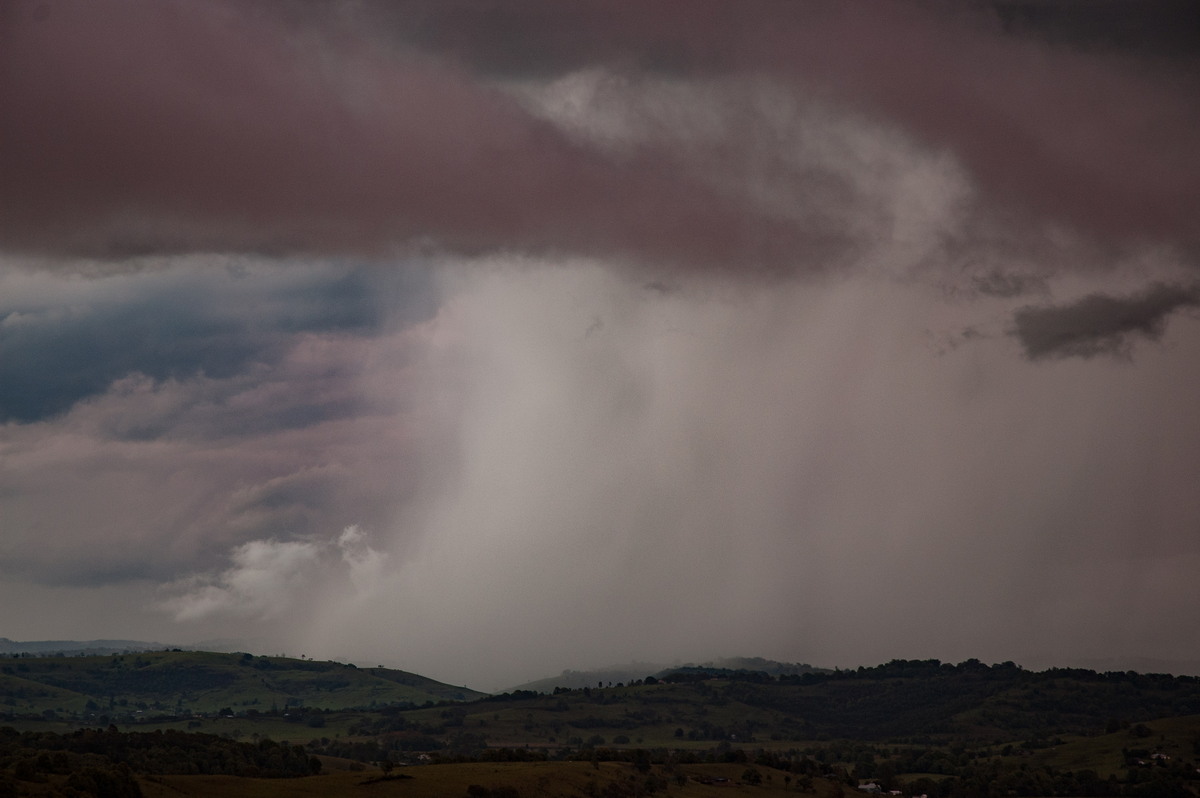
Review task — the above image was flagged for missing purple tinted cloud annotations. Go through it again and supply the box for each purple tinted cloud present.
[5,1,1197,270]
[382,0,1200,250]
[0,1,842,272]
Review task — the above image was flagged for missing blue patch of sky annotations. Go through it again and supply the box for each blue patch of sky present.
[0,258,435,423]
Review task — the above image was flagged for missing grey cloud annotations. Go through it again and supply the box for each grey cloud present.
[0,554,158,590]
[0,290,444,589]
[1013,282,1200,360]
[972,268,1049,298]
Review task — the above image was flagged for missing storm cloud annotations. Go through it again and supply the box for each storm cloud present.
[0,0,848,272]
[4,0,1198,267]
[2,1,1200,690]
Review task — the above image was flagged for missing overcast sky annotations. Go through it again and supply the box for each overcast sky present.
[2,0,1200,691]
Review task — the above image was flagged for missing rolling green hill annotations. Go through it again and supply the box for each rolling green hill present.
[7,656,1200,797]
[0,650,484,718]
[469,659,1200,748]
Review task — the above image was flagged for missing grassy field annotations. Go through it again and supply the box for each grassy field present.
[1031,714,1200,777]
[119,711,362,742]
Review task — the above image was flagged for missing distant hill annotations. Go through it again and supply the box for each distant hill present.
[482,658,1200,750]
[0,637,166,657]
[662,657,830,679]
[508,663,668,693]
[508,657,828,693]
[0,650,485,717]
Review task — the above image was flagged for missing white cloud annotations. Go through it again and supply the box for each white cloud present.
[161,525,388,623]
[164,539,321,621]
[337,524,388,592]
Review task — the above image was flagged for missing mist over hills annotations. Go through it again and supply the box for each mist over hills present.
[9,638,1200,694]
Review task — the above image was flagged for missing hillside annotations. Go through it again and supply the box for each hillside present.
[6,658,1200,797]
[371,659,1200,752]
[0,650,484,718]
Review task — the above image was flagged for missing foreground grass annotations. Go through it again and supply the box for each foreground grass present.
[138,761,827,797]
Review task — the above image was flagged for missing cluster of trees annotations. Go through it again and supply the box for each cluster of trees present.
[1,760,143,797]
[0,724,321,787]
[766,740,1200,798]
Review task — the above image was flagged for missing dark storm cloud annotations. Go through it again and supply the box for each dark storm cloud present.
[992,0,1200,57]
[392,0,1200,74]
[1,303,268,424]
[1013,282,1200,359]
[0,261,432,423]
[3,0,1197,273]
[0,0,850,274]
[370,0,1200,251]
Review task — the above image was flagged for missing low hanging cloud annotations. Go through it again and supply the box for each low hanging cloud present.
[163,538,321,621]
[1013,282,1200,360]
[163,525,385,622]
